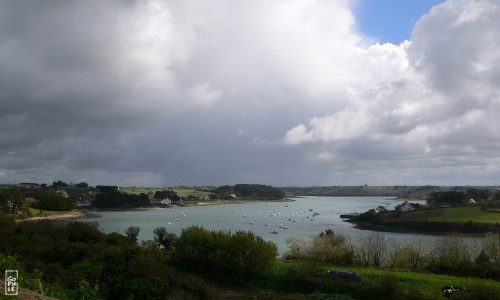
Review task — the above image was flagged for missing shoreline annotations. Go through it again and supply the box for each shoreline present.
[193,198,294,206]
[344,217,500,235]
[16,211,89,222]
[16,198,293,221]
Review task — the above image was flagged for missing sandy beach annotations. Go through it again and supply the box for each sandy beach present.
[16,211,87,222]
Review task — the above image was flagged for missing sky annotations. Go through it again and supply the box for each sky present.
[1,0,499,187]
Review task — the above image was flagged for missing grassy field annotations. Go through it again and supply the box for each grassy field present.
[26,207,75,217]
[429,206,500,223]
[120,186,214,199]
[120,187,157,196]
[380,206,500,224]
[339,265,500,299]
[262,260,500,299]
[380,207,445,222]
[172,187,214,198]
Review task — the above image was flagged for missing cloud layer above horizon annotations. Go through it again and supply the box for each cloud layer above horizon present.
[1,0,499,186]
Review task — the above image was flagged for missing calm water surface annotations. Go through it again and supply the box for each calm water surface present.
[83,196,429,255]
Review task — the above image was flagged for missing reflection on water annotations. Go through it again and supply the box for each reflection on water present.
[83,196,429,255]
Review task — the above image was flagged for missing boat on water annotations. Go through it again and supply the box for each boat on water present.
[271,230,278,234]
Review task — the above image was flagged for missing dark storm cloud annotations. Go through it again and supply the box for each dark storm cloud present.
[1,0,499,186]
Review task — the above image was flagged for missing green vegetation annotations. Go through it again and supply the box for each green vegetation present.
[3,182,500,298]
[280,185,414,197]
[430,206,500,223]
[26,207,73,217]
[122,184,286,202]
[93,185,150,208]
[174,226,278,278]
[0,182,288,220]
[172,187,214,199]
[36,190,75,211]
[0,188,26,214]
[153,189,180,202]
[279,230,500,298]
[258,260,500,299]
[280,185,497,200]
[346,187,500,234]
[428,189,492,206]
[214,184,286,200]
[119,187,157,196]
[348,207,500,234]
[0,216,277,299]
[2,211,500,298]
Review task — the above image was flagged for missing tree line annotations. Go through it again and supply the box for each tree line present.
[285,229,500,279]
[214,184,285,200]
[93,186,150,208]
[428,189,494,206]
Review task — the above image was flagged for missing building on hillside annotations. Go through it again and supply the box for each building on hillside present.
[57,190,69,198]
[160,199,171,207]
[396,201,415,212]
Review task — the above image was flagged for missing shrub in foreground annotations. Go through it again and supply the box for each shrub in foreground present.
[174,225,278,278]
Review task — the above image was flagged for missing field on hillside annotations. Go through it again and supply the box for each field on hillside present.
[251,260,500,299]
[380,207,445,222]
[120,186,214,199]
[120,187,157,196]
[172,187,214,198]
[336,265,500,299]
[429,206,500,223]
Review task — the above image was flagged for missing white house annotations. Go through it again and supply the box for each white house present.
[400,201,415,212]
[160,199,171,207]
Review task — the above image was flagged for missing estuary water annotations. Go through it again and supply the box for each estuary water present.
[83,196,429,255]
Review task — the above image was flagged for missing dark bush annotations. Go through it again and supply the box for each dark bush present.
[174,226,277,278]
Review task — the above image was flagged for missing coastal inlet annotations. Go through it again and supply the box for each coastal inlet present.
[83,196,428,255]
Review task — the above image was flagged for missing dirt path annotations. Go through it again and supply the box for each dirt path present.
[0,280,57,299]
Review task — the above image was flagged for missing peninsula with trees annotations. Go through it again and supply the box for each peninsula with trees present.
[2,182,500,298]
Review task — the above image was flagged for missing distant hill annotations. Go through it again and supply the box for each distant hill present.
[279,185,499,199]
[214,184,286,200]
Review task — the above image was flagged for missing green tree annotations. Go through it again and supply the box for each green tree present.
[483,233,500,268]
[52,180,68,188]
[431,234,472,272]
[154,190,180,202]
[428,191,467,206]
[153,227,176,250]
[76,182,89,188]
[309,229,346,264]
[175,226,277,278]
[37,190,75,211]
[0,189,26,214]
[125,226,140,246]
[73,280,99,300]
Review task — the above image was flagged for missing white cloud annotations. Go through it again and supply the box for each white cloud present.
[186,82,224,107]
[1,0,500,185]
[283,0,500,173]
[283,109,374,144]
